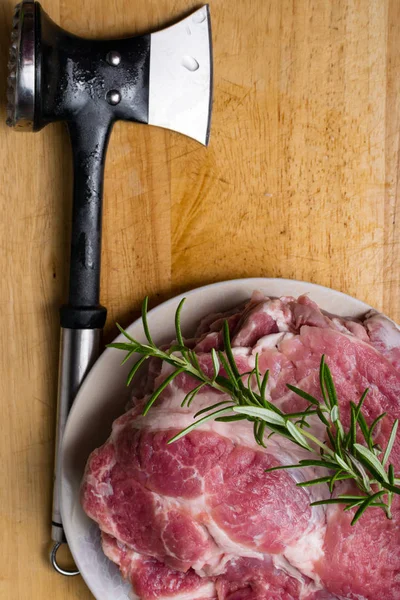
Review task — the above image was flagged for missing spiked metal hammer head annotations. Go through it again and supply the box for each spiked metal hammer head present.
[7,1,213,143]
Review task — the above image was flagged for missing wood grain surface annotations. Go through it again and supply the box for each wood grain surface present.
[1,0,400,598]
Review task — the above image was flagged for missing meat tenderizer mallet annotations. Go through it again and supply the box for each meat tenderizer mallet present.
[6,0,213,575]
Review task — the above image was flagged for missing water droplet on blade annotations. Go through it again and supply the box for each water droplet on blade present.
[182,55,199,72]
[193,9,206,23]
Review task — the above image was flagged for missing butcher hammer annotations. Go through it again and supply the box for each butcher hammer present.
[6,1,213,575]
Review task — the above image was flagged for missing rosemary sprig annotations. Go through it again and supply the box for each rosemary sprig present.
[108,297,400,524]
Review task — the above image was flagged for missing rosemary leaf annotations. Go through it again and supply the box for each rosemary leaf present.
[215,415,247,422]
[298,458,342,469]
[323,363,338,407]
[346,402,357,450]
[286,384,320,407]
[142,297,155,347]
[211,348,220,381]
[337,494,368,501]
[218,351,237,386]
[181,383,205,408]
[310,498,365,506]
[108,341,138,351]
[319,356,330,408]
[194,400,234,419]
[215,374,236,392]
[255,354,262,396]
[335,426,344,458]
[266,459,340,473]
[143,368,185,415]
[382,420,399,466]
[247,375,262,407]
[260,370,269,406]
[326,426,336,449]
[343,501,364,511]
[354,453,400,495]
[354,388,369,421]
[346,452,371,493]
[369,413,387,438]
[120,349,137,365]
[257,420,267,447]
[334,453,350,473]
[285,410,319,419]
[115,322,136,343]
[329,470,348,493]
[127,355,148,386]
[174,298,186,349]
[330,406,339,422]
[296,475,335,487]
[357,412,373,451]
[354,444,389,483]
[167,407,233,443]
[351,491,386,525]
[233,406,286,427]
[389,464,395,485]
[286,420,312,451]
[253,420,259,445]
[188,349,203,373]
[223,321,242,383]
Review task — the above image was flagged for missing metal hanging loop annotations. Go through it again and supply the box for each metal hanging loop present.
[50,542,80,576]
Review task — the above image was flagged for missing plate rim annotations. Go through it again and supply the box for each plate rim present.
[60,276,374,598]
[62,276,374,447]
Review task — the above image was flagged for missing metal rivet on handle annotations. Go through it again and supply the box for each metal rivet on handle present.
[106,90,121,105]
[106,50,121,66]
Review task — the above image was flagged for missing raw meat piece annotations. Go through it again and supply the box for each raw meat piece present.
[215,557,330,600]
[82,293,400,600]
[364,309,400,369]
[102,533,217,600]
[314,494,400,599]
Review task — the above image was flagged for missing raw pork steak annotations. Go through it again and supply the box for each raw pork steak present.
[81,293,400,600]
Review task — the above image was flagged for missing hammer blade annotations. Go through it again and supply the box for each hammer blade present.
[149,5,213,146]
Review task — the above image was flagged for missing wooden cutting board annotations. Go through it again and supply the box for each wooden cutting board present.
[1,0,399,598]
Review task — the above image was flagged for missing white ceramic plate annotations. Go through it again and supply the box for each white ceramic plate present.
[61,278,372,600]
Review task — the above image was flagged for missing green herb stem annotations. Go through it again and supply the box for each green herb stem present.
[108,297,400,525]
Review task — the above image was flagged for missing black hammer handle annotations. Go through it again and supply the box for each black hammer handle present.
[51,115,112,573]
[61,115,113,328]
